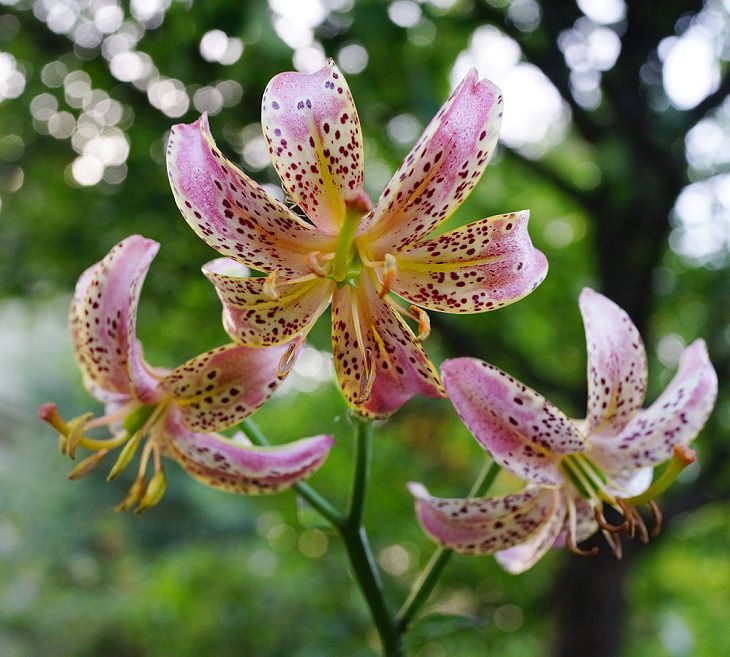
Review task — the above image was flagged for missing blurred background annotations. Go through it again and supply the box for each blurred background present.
[1,0,729,655]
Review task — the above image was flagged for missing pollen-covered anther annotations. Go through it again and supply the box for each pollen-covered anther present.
[68,448,110,480]
[409,305,431,342]
[263,269,280,300]
[304,251,330,277]
[277,334,305,380]
[378,253,397,299]
[648,500,663,538]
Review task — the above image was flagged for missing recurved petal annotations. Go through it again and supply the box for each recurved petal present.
[579,288,648,436]
[388,211,547,313]
[409,483,562,557]
[262,59,365,234]
[163,343,289,432]
[167,115,334,276]
[331,272,444,418]
[163,408,334,495]
[203,258,334,347]
[70,235,164,404]
[594,339,717,470]
[361,69,502,254]
[441,358,586,486]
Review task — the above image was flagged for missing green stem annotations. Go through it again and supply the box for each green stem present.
[341,416,403,657]
[396,460,500,632]
[241,418,344,528]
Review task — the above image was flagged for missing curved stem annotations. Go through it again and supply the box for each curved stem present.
[396,460,500,632]
[341,415,403,656]
[241,418,344,528]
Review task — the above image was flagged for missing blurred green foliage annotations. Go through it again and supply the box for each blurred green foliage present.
[0,1,728,656]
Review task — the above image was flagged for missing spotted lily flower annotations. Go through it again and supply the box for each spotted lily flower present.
[166,61,548,417]
[39,235,334,512]
[410,289,717,573]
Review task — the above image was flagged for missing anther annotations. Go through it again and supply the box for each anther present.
[632,508,650,544]
[617,499,636,539]
[65,412,94,459]
[305,251,328,277]
[378,254,397,299]
[648,500,663,538]
[356,348,376,404]
[68,449,110,480]
[277,334,304,380]
[567,532,599,557]
[602,530,623,560]
[594,504,629,534]
[263,269,280,300]
[409,305,431,341]
[115,476,146,512]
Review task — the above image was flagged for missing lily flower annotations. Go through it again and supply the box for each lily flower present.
[39,235,334,512]
[410,289,717,573]
[166,60,547,417]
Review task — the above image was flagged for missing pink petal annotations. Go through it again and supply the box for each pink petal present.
[163,343,290,432]
[203,258,334,347]
[579,288,648,435]
[494,492,568,574]
[409,482,562,556]
[163,407,334,495]
[331,272,444,418]
[387,211,547,313]
[70,235,164,404]
[441,358,586,486]
[593,339,717,470]
[262,60,366,234]
[361,69,502,254]
[167,114,334,276]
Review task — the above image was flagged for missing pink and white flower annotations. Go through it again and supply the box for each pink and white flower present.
[410,289,717,573]
[166,60,547,418]
[40,235,334,511]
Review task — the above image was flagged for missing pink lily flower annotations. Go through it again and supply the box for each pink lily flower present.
[166,60,548,418]
[410,289,717,573]
[39,235,334,512]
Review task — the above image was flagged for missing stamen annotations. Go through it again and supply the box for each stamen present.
[567,497,599,557]
[631,508,650,544]
[594,504,629,534]
[115,476,146,512]
[68,449,110,480]
[136,450,167,513]
[409,305,430,341]
[65,412,94,459]
[378,254,397,299]
[617,499,636,539]
[601,529,623,560]
[304,251,330,277]
[263,269,280,300]
[277,334,305,380]
[356,347,376,404]
[648,500,663,538]
[107,431,144,481]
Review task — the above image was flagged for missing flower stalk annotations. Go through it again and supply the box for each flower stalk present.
[396,459,501,631]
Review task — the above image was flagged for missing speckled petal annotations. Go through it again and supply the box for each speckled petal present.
[262,60,365,234]
[494,492,567,574]
[167,115,334,276]
[387,211,547,313]
[361,69,502,255]
[409,483,562,557]
[203,258,334,347]
[579,288,648,436]
[70,236,164,404]
[594,339,717,470]
[442,358,586,486]
[163,407,334,495]
[332,272,444,418]
[163,343,289,432]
